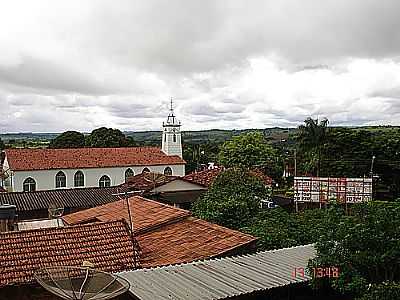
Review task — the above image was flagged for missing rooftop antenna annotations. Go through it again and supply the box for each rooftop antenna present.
[112,188,141,268]
[34,266,130,300]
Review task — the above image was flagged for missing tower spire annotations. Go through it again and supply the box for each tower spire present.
[162,98,182,158]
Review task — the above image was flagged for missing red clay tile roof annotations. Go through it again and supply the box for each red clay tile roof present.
[0,220,137,287]
[184,167,273,187]
[183,168,224,187]
[5,147,185,171]
[138,217,257,268]
[123,172,179,192]
[249,169,274,186]
[62,196,257,267]
[62,196,191,233]
[121,172,206,193]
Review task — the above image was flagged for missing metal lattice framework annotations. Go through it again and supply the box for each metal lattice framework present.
[34,266,130,300]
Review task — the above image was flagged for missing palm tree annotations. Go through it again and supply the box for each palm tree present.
[297,117,329,176]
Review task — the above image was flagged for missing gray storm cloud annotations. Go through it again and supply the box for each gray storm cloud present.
[1,0,400,132]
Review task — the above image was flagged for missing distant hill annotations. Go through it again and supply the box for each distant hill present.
[1,125,399,147]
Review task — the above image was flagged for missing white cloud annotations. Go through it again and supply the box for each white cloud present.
[1,0,400,132]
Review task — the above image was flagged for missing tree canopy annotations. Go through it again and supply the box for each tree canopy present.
[49,131,85,148]
[296,117,329,176]
[218,131,280,170]
[85,127,135,148]
[0,138,5,151]
[309,202,400,298]
[192,168,270,229]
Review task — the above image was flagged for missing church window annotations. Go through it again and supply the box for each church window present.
[74,171,84,187]
[173,134,176,142]
[99,175,111,188]
[164,167,173,176]
[23,177,36,192]
[125,168,134,182]
[55,171,66,188]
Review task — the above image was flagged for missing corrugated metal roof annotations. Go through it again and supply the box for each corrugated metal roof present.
[120,244,316,300]
[0,186,127,212]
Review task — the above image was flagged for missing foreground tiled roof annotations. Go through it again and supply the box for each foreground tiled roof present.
[5,147,185,171]
[138,217,256,268]
[62,196,191,233]
[63,196,257,267]
[0,186,127,212]
[0,220,137,287]
[121,244,316,300]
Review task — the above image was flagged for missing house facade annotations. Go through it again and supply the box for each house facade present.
[1,106,185,192]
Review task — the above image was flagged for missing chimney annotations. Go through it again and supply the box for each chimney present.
[0,204,17,232]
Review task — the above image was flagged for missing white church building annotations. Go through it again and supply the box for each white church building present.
[1,104,185,192]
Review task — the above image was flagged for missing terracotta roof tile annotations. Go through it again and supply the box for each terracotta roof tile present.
[184,167,273,187]
[62,196,257,268]
[183,168,224,187]
[5,147,185,171]
[62,196,191,232]
[0,220,137,287]
[138,217,257,268]
[123,172,179,192]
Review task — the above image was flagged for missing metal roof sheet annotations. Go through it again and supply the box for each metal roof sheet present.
[120,244,316,300]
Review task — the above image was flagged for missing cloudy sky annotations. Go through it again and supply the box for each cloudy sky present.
[1,0,400,132]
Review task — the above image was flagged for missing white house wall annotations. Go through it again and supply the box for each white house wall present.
[11,164,185,192]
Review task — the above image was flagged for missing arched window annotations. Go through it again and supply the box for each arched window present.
[142,167,150,174]
[74,171,84,187]
[55,171,66,188]
[23,177,36,192]
[125,168,134,182]
[99,175,111,188]
[164,167,173,176]
[173,134,177,142]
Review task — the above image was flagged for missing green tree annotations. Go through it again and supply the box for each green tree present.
[297,117,329,176]
[85,127,135,148]
[309,202,400,298]
[49,131,85,148]
[0,138,5,150]
[218,132,280,170]
[357,282,400,300]
[192,168,270,229]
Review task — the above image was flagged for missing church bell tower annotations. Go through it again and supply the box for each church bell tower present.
[162,99,182,158]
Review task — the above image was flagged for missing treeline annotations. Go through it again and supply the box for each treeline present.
[49,128,136,148]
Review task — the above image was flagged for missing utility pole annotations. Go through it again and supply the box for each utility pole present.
[370,155,376,178]
[294,148,298,213]
[370,155,376,200]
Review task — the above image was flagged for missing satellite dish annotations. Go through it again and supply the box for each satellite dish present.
[34,266,130,300]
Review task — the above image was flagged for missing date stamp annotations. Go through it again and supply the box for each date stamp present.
[291,266,340,279]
